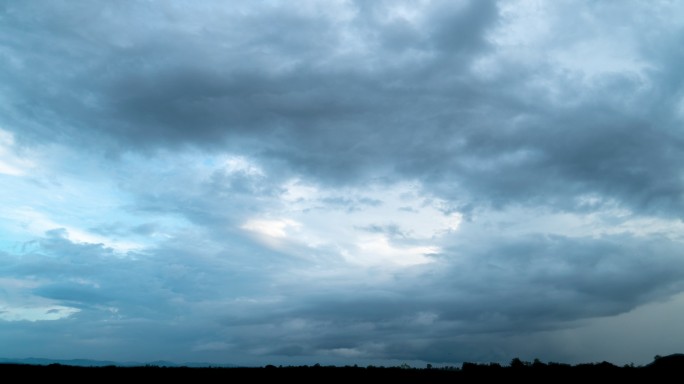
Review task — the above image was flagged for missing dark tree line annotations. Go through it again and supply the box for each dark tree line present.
[1,354,682,382]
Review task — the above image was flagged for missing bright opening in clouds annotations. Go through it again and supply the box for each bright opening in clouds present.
[2,0,684,367]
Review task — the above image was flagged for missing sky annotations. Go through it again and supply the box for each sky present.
[1,0,684,367]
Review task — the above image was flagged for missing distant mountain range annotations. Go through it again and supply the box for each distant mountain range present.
[0,357,237,368]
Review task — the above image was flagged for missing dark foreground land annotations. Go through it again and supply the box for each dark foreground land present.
[2,354,684,382]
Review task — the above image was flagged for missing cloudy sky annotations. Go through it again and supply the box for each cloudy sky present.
[2,0,684,367]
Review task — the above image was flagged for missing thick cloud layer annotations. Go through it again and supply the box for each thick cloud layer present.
[2,0,684,366]
[3,0,684,212]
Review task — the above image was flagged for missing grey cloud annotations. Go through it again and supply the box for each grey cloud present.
[1,1,380,148]
[270,345,306,357]
[33,283,110,306]
[0,314,221,364]
[4,2,682,215]
[427,0,498,55]
[131,222,158,236]
[2,0,678,217]
[3,230,273,318]
[208,168,281,198]
[441,234,684,321]
[0,230,315,363]
[119,156,285,232]
[89,222,159,237]
[0,1,497,159]
[4,224,684,364]
[3,0,684,367]
[209,232,684,363]
[318,196,383,213]
[357,224,410,239]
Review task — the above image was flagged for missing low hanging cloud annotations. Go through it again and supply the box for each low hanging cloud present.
[2,224,683,365]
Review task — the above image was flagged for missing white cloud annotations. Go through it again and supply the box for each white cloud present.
[221,155,265,177]
[4,207,144,253]
[345,234,437,267]
[0,304,80,322]
[0,128,34,176]
[241,180,460,268]
[0,278,80,322]
[242,218,302,239]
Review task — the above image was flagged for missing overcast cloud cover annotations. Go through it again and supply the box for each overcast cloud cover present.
[2,0,684,367]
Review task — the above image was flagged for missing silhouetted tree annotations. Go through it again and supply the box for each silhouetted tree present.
[532,358,546,368]
[510,358,527,369]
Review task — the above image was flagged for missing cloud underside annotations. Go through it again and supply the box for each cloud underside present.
[1,0,684,365]
[4,0,684,214]
[2,224,683,364]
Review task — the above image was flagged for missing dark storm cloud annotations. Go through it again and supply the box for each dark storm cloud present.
[3,0,682,217]
[0,2,495,169]
[208,232,684,363]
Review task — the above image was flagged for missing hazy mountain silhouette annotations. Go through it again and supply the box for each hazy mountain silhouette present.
[0,357,235,368]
